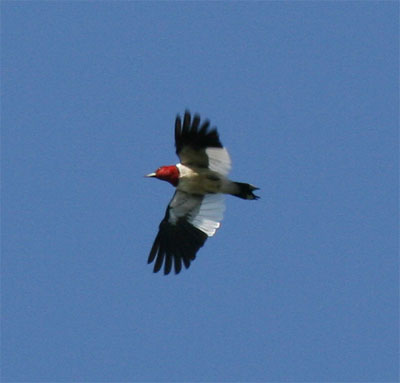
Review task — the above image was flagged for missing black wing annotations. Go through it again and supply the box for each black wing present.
[175,110,223,168]
[148,191,208,275]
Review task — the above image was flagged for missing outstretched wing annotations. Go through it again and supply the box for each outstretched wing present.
[148,190,225,275]
[175,110,232,176]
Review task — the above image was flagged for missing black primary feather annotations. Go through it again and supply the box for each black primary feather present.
[148,204,208,275]
[175,110,223,155]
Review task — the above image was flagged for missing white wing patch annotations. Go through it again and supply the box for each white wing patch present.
[189,193,225,237]
[205,147,231,176]
[168,191,225,237]
[168,191,201,224]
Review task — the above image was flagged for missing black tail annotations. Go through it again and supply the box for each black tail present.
[232,182,260,200]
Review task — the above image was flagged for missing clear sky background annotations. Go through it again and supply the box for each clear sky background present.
[2,2,398,382]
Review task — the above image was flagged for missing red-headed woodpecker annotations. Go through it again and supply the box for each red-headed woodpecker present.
[146,111,259,275]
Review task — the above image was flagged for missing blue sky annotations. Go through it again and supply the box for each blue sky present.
[2,2,398,382]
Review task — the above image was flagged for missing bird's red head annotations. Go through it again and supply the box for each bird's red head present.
[146,165,179,186]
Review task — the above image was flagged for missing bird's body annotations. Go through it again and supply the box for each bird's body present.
[146,111,259,275]
[176,164,233,195]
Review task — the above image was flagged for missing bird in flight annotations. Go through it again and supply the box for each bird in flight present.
[146,111,259,275]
